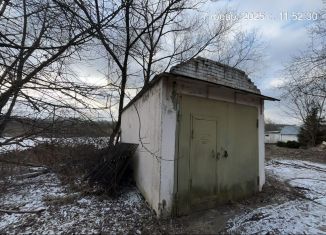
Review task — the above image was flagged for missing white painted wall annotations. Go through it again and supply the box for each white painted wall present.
[159,80,178,216]
[121,80,163,214]
[258,102,265,190]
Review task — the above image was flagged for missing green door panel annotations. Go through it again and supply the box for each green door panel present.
[175,95,259,216]
[190,116,217,208]
[217,102,258,201]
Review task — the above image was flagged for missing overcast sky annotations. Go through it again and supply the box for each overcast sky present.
[202,0,324,124]
[72,0,324,124]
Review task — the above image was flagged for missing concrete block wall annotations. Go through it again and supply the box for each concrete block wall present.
[170,57,260,94]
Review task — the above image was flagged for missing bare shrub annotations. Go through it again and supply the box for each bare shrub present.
[0,163,33,195]
[0,140,104,192]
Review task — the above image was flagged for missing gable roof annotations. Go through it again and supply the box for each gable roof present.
[170,57,260,94]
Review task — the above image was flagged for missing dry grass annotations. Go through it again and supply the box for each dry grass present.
[0,141,105,193]
[266,144,326,164]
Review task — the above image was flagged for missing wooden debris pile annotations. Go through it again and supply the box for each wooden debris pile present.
[85,143,138,193]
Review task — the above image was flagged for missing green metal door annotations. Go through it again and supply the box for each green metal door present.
[175,95,259,216]
[190,116,217,208]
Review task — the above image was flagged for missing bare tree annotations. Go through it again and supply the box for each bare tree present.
[0,0,109,146]
[131,7,265,86]
[281,11,326,145]
[1,0,265,148]
[265,118,280,132]
[282,11,326,123]
[57,0,265,146]
[130,5,235,87]
[57,0,196,145]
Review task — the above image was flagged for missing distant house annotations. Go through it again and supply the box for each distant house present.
[264,130,281,143]
[280,126,300,141]
[121,57,278,217]
[265,125,300,143]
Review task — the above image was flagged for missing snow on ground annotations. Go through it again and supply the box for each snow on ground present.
[2,156,325,234]
[267,160,326,205]
[0,167,155,234]
[0,137,110,153]
[227,160,326,234]
[0,169,65,231]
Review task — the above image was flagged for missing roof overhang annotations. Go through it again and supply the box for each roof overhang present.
[165,72,280,101]
[123,72,279,112]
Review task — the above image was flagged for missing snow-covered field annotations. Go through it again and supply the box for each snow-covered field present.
[0,137,110,153]
[227,160,326,234]
[0,166,155,234]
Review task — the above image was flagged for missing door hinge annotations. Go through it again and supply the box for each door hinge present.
[257,176,260,186]
[191,129,194,139]
[256,119,259,128]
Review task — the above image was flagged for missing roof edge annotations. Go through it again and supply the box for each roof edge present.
[122,72,279,113]
[164,72,279,101]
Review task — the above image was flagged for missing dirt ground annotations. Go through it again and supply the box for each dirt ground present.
[265,144,326,164]
[0,145,325,234]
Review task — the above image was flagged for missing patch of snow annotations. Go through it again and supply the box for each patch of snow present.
[0,214,20,230]
[122,190,142,206]
[77,198,92,205]
[0,172,65,232]
[227,200,326,234]
[266,159,326,206]
[0,168,154,233]
[227,159,326,234]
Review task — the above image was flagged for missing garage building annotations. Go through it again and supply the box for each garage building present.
[121,57,278,217]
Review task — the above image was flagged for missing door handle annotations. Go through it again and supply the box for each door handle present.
[223,150,228,158]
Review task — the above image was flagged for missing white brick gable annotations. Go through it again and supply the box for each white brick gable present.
[170,57,260,94]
